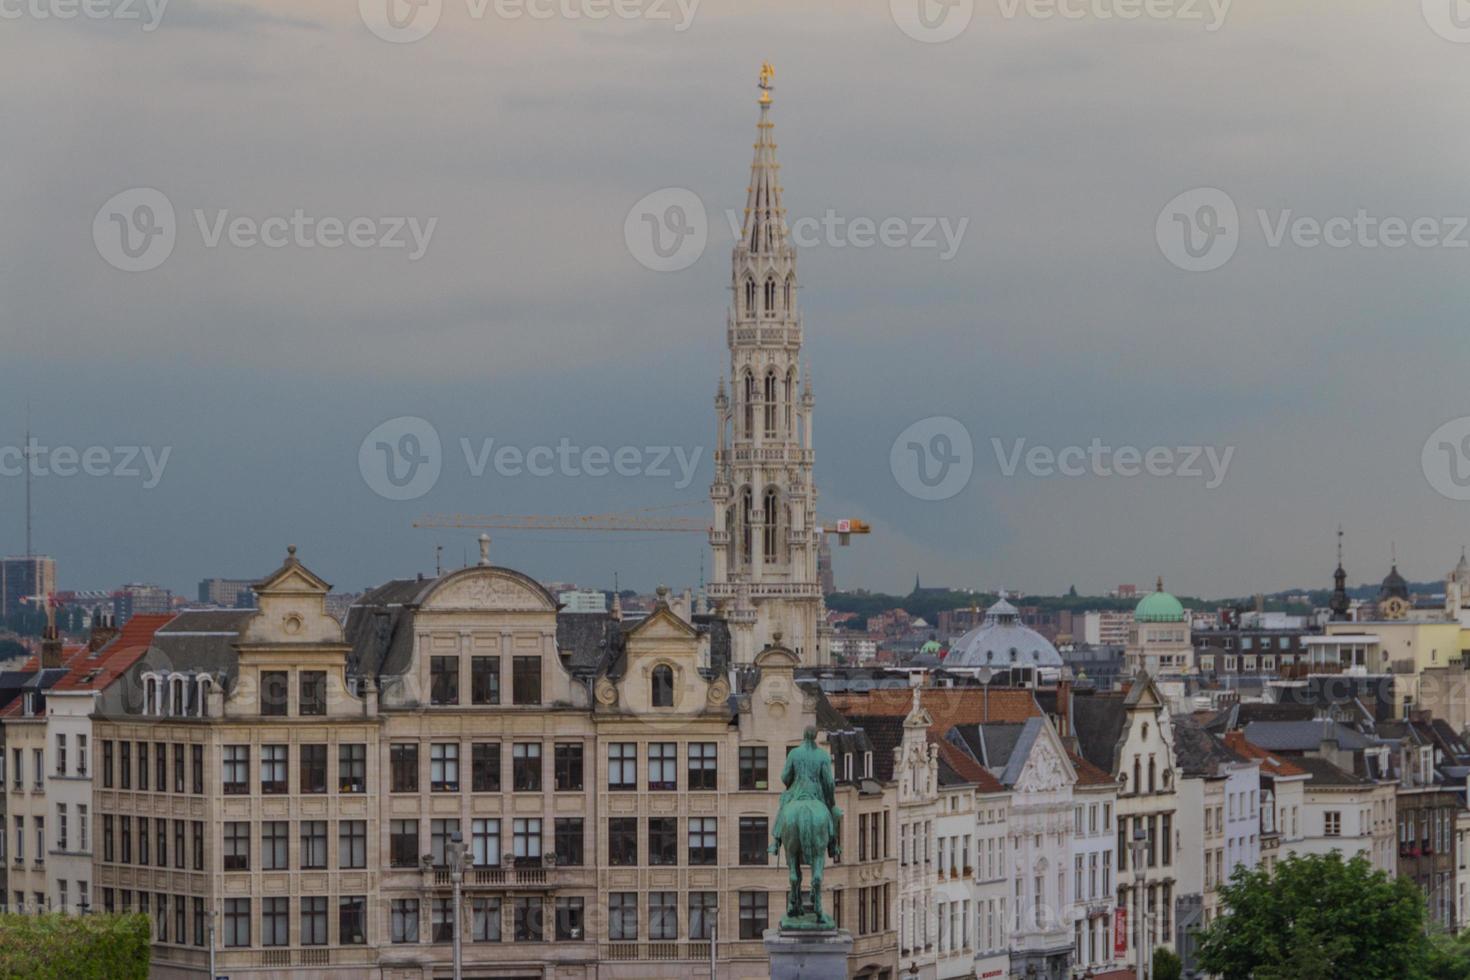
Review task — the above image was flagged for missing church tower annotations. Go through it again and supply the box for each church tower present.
[708,64,830,666]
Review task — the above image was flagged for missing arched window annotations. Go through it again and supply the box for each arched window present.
[784,371,795,434]
[1133,757,1142,796]
[764,278,777,314]
[741,488,753,563]
[764,372,777,436]
[784,276,794,311]
[763,487,780,562]
[742,373,755,438]
[651,665,674,707]
[1148,757,1157,794]
[144,677,158,716]
[744,278,756,314]
[170,677,185,717]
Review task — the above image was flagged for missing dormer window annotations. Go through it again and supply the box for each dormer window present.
[651,666,674,708]
[864,752,874,779]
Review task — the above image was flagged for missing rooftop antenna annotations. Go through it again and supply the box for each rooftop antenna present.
[24,402,32,558]
[435,544,443,577]
[1337,523,1343,566]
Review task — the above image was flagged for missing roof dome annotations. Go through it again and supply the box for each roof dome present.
[1379,564,1408,600]
[946,598,1062,669]
[1135,577,1185,623]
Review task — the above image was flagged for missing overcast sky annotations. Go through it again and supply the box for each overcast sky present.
[3,0,1470,599]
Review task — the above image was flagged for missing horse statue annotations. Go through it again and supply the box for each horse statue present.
[769,726,843,929]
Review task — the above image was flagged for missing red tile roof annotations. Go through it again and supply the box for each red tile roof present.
[1068,747,1118,787]
[930,732,1006,793]
[2,616,175,718]
[828,687,1043,728]
[1222,731,1307,777]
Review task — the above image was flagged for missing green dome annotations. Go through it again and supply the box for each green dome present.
[1135,578,1185,623]
[920,640,943,655]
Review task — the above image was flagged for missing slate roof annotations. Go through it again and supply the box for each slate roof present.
[932,734,1005,792]
[1221,731,1307,777]
[1071,692,1128,774]
[151,609,253,691]
[1172,713,1248,777]
[1290,754,1370,787]
[1242,719,1373,752]
[1068,748,1117,787]
[843,714,906,782]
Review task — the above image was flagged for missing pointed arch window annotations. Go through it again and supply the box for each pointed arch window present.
[784,371,795,435]
[764,278,777,315]
[742,373,755,439]
[764,372,777,436]
[784,276,794,311]
[741,488,753,564]
[744,278,756,315]
[651,666,674,708]
[763,487,780,563]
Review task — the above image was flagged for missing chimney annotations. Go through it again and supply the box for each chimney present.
[88,614,119,654]
[41,625,63,669]
[1055,676,1072,738]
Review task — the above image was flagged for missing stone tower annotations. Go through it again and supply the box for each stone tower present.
[708,64,830,666]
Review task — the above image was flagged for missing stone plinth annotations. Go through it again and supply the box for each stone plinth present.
[762,927,854,980]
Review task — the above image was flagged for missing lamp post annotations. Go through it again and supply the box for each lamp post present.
[207,906,217,980]
[449,830,471,980]
[1131,823,1149,980]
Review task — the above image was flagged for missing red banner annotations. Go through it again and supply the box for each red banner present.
[1113,905,1127,956]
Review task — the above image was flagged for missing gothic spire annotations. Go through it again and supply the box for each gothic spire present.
[741,62,788,257]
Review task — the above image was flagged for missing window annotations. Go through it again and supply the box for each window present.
[651,665,674,707]
[301,896,328,946]
[554,743,583,791]
[432,898,455,943]
[339,744,366,793]
[740,816,770,865]
[472,818,500,867]
[689,743,717,791]
[120,742,131,790]
[512,656,541,704]
[648,743,677,791]
[391,820,419,868]
[172,819,183,869]
[102,741,113,788]
[554,818,583,866]
[172,743,183,792]
[430,819,461,868]
[556,897,585,941]
[512,743,542,792]
[392,899,420,944]
[472,742,500,792]
[156,817,167,867]
[193,898,205,946]
[192,821,204,870]
[300,821,327,870]
[430,656,459,705]
[340,895,366,945]
[471,655,500,705]
[223,898,250,947]
[739,891,768,939]
[260,745,288,794]
[136,745,149,790]
[262,821,289,870]
[262,897,289,946]
[56,734,66,774]
[649,817,678,866]
[609,893,638,940]
[649,892,678,940]
[514,897,543,942]
[390,743,419,792]
[224,822,249,871]
[1326,811,1342,837]
[103,815,114,862]
[56,803,67,851]
[609,743,637,790]
[118,816,129,863]
[472,897,500,942]
[191,745,203,794]
[299,671,326,716]
[261,671,288,716]
[430,743,460,792]
[689,892,717,941]
[740,745,768,790]
[222,746,248,795]
[689,817,718,865]
[155,743,166,791]
[339,820,367,869]
[609,818,638,866]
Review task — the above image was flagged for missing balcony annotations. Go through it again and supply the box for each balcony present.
[600,942,712,961]
[429,866,550,888]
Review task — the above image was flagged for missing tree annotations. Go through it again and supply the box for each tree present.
[1153,945,1182,980]
[1425,928,1470,980]
[1197,852,1430,980]
[0,913,150,979]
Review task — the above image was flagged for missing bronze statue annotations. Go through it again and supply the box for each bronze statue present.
[769,726,843,929]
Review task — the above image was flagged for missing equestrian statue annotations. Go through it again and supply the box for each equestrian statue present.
[768,726,844,929]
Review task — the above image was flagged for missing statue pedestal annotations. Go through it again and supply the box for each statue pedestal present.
[762,928,853,980]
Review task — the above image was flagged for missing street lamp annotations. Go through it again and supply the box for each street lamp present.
[1131,824,1149,980]
[449,830,472,980]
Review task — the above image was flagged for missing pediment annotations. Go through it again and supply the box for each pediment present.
[625,605,698,641]
[419,568,556,613]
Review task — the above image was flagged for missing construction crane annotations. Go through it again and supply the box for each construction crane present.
[413,512,873,544]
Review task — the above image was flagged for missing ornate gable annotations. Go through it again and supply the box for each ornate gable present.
[418,567,556,613]
[1013,722,1077,795]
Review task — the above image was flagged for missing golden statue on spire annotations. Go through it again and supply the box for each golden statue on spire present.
[759,61,774,104]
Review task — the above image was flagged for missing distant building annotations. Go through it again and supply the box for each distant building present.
[197,578,257,608]
[818,534,834,595]
[558,589,608,614]
[112,584,173,625]
[0,556,56,620]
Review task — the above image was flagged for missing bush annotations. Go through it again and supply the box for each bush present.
[0,914,150,979]
[1154,945,1183,980]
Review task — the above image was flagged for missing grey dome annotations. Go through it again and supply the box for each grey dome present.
[946,598,1063,669]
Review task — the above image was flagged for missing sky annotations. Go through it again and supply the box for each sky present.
[3,0,1470,599]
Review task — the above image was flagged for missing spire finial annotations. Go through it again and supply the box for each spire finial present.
[477,533,491,566]
[1156,575,1164,593]
[1337,523,1343,566]
[758,61,774,104]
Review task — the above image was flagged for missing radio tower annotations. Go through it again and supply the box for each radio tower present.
[24,404,32,558]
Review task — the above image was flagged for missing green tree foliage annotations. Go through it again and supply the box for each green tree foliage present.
[1197,852,1431,980]
[0,913,150,979]
[1153,945,1183,980]
[1425,928,1470,980]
